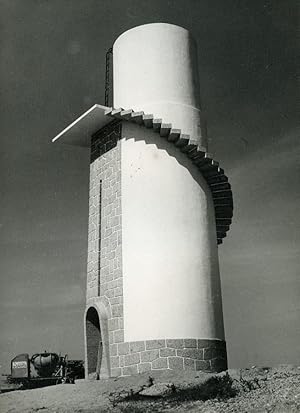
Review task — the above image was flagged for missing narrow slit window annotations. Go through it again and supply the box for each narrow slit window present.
[98,179,102,296]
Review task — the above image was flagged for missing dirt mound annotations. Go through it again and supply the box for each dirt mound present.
[1,365,299,413]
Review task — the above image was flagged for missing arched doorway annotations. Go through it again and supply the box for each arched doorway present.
[85,307,103,377]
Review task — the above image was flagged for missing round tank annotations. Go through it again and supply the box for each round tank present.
[31,352,59,377]
[113,23,206,148]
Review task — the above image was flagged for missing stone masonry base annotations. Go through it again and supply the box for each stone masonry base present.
[110,339,227,377]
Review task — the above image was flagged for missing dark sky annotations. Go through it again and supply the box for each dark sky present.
[0,0,299,372]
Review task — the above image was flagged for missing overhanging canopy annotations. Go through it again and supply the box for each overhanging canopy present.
[52,104,112,147]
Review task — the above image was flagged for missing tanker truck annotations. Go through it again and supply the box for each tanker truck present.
[8,351,84,388]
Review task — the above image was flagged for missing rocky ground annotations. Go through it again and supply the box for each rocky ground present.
[1,365,299,412]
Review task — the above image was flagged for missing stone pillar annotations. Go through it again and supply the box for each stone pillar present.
[84,121,125,378]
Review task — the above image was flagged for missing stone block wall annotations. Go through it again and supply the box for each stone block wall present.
[86,121,124,357]
[110,339,227,377]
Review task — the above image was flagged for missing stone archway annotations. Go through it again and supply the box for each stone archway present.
[85,307,102,377]
[84,303,110,379]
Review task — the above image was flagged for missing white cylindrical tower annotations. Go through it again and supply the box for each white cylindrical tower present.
[113,23,206,148]
[54,23,231,376]
[61,23,231,378]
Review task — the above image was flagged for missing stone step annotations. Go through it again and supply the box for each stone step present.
[131,111,144,124]
[110,108,124,118]
[168,129,181,142]
[216,224,230,232]
[189,148,206,162]
[202,167,224,178]
[199,160,219,172]
[212,189,233,198]
[213,197,233,207]
[210,182,231,191]
[153,119,162,132]
[217,231,227,239]
[216,218,232,226]
[120,109,133,120]
[175,134,190,147]
[215,207,233,219]
[207,174,228,185]
[143,114,154,128]
[188,145,206,160]
[194,153,213,167]
[181,139,198,153]
[160,123,172,137]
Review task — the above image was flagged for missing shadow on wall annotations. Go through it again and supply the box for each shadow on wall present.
[122,122,211,191]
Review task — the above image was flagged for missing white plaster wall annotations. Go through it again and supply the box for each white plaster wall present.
[121,123,224,341]
[113,23,206,148]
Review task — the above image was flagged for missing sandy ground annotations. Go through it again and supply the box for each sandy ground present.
[1,366,299,412]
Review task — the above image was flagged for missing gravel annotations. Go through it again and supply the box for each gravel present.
[1,365,299,413]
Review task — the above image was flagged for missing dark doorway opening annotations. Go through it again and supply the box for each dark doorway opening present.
[86,307,103,377]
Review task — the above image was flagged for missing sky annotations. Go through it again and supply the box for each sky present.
[0,0,299,373]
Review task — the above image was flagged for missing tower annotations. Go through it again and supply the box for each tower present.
[53,23,233,378]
